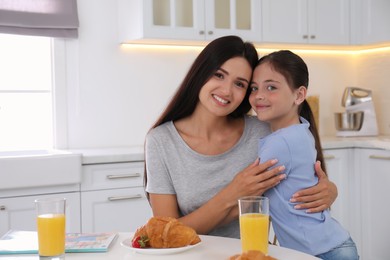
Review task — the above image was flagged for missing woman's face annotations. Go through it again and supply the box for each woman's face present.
[198,57,252,117]
[249,62,305,130]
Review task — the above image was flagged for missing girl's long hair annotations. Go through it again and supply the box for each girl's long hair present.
[144,36,259,196]
[257,50,326,173]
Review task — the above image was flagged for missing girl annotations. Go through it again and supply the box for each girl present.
[249,50,358,259]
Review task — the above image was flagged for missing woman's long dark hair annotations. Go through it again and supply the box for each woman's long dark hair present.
[144,36,259,197]
[257,50,327,173]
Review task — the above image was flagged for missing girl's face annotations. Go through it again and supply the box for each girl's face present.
[249,62,306,131]
[198,57,252,117]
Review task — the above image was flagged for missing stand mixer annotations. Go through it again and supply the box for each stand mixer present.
[334,87,378,137]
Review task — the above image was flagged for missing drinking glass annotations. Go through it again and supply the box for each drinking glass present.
[238,196,269,255]
[35,198,66,259]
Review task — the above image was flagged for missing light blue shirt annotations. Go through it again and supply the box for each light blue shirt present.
[259,117,349,255]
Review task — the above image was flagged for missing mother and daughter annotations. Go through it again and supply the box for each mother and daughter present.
[144,35,358,259]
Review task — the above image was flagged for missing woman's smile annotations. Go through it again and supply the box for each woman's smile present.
[212,94,230,105]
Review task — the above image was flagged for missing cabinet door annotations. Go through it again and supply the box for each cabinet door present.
[324,148,361,257]
[118,0,206,42]
[308,0,350,45]
[0,192,81,237]
[205,0,262,42]
[262,0,350,45]
[323,149,353,229]
[354,0,390,44]
[358,148,390,260]
[144,0,206,41]
[81,187,152,233]
[262,0,308,44]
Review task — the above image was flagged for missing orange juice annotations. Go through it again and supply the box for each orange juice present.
[37,213,66,256]
[239,213,269,254]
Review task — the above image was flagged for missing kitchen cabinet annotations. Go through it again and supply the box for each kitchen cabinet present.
[323,149,354,229]
[118,0,262,44]
[324,148,362,257]
[357,148,390,260]
[0,192,81,237]
[261,0,350,45]
[80,162,152,233]
[352,0,390,45]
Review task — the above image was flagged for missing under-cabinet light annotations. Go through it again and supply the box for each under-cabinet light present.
[120,43,390,55]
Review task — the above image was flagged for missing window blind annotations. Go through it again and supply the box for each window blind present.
[0,0,79,38]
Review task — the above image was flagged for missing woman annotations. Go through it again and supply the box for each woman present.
[144,35,337,238]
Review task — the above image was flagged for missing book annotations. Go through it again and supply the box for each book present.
[0,230,118,255]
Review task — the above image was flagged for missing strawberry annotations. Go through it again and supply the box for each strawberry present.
[131,235,149,248]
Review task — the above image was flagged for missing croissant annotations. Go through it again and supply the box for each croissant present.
[229,250,277,260]
[133,216,201,248]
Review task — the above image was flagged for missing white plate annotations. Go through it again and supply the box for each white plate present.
[121,238,202,255]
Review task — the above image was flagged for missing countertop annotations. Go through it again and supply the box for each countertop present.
[69,146,144,164]
[70,136,390,165]
[321,135,390,150]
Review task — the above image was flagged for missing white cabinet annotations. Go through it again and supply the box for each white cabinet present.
[352,0,390,44]
[80,162,152,233]
[323,149,353,229]
[323,148,361,257]
[261,0,350,45]
[357,148,390,260]
[0,192,81,237]
[118,0,262,44]
[324,147,390,260]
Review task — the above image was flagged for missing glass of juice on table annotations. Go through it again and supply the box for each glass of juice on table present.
[238,196,269,255]
[35,198,66,259]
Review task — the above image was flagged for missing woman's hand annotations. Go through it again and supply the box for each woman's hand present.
[218,158,286,226]
[229,158,286,199]
[290,161,338,213]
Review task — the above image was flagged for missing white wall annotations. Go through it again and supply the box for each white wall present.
[357,52,390,136]
[64,0,389,149]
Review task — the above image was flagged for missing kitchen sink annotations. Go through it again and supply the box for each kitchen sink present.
[0,149,82,190]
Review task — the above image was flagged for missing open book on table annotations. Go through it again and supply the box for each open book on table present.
[0,230,118,255]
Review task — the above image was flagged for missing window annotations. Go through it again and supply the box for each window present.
[0,33,54,151]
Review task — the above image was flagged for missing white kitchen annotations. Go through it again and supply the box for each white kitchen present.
[1,0,390,259]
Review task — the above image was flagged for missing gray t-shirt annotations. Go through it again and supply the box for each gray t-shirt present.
[145,115,270,238]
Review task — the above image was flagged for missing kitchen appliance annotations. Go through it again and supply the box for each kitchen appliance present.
[334,87,378,137]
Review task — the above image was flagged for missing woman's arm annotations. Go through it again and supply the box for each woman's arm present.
[290,161,338,213]
[149,158,286,235]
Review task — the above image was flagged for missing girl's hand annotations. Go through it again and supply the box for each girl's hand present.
[290,161,338,213]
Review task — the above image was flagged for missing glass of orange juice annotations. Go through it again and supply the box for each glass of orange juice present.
[35,198,66,259]
[239,196,269,255]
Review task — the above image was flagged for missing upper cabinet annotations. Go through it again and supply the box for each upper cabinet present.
[118,0,262,44]
[352,0,390,45]
[118,0,390,46]
[261,0,350,45]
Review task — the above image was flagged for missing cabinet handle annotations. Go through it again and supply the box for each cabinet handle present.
[199,30,205,35]
[0,205,5,210]
[107,194,142,201]
[106,173,140,180]
[208,31,213,35]
[369,155,390,160]
[324,155,336,160]
[310,35,316,39]
[303,35,308,39]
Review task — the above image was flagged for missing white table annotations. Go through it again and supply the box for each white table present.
[0,233,319,260]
